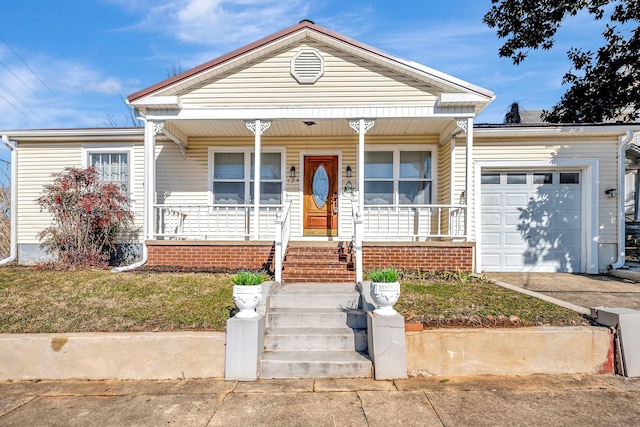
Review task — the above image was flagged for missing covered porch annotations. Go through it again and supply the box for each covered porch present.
[139,114,477,282]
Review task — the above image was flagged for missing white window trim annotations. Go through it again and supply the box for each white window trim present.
[207,146,286,205]
[81,144,136,214]
[364,144,438,205]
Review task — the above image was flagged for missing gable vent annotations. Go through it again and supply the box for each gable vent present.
[291,49,324,84]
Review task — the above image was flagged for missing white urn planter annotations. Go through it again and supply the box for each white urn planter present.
[371,281,401,316]
[232,285,263,318]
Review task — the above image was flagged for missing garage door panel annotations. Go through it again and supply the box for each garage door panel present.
[553,210,581,229]
[481,213,501,226]
[505,194,529,206]
[505,212,523,226]
[482,193,501,206]
[481,232,501,246]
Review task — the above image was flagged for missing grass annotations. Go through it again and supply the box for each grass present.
[0,268,589,333]
[397,271,589,328]
[0,268,235,333]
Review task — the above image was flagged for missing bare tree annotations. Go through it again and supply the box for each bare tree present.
[0,159,10,258]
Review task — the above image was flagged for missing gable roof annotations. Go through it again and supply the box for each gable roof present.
[128,20,494,107]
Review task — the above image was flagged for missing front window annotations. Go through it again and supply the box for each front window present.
[89,151,129,193]
[210,149,283,205]
[364,149,434,205]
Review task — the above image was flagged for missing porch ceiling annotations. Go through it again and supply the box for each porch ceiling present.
[168,118,453,138]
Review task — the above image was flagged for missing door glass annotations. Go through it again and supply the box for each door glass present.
[312,165,329,208]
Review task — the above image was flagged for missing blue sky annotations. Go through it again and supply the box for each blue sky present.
[0,0,610,165]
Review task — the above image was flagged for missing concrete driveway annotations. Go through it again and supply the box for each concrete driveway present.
[484,272,640,311]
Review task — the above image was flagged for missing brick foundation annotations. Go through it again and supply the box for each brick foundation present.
[146,241,474,273]
[146,241,275,270]
[362,243,474,271]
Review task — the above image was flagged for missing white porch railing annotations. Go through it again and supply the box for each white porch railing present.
[274,200,292,283]
[153,204,284,241]
[362,204,466,240]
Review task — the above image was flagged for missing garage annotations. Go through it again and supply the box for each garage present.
[480,170,582,272]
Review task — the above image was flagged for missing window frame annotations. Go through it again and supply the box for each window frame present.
[208,146,286,206]
[81,145,134,196]
[364,145,437,206]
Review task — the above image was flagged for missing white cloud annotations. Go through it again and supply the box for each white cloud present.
[0,50,131,129]
[114,0,311,47]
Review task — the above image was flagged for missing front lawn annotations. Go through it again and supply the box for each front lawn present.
[0,268,588,333]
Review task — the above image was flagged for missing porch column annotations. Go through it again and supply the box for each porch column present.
[456,117,473,242]
[144,120,161,240]
[349,119,375,283]
[245,120,272,240]
[466,117,474,242]
[348,119,375,211]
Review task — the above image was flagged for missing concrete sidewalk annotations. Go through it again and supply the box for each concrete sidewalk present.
[1,375,639,426]
[484,272,640,311]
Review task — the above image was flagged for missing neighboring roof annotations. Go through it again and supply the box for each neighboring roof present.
[128,20,495,105]
[474,123,640,138]
[1,128,144,142]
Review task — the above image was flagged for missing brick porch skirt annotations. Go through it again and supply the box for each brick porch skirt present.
[146,240,474,272]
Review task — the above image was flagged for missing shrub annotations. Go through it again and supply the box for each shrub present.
[36,166,138,268]
[0,162,9,259]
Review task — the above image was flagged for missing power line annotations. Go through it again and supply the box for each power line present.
[0,90,38,125]
[0,35,73,114]
[0,58,44,100]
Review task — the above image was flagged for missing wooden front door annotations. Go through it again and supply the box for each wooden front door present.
[304,156,339,236]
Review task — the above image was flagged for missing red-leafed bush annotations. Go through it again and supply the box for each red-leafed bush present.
[37,166,138,268]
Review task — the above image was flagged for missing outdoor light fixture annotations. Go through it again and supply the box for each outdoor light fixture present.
[289,166,296,178]
[346,165,352,177]
[605,188,617,198]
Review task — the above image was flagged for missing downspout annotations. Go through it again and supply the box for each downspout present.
[0,135,17,266]
[611,130,636,269]
[112,117,151,272]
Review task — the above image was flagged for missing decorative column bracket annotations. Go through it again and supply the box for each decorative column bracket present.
[245,120,272,135]
[456,119,468,133]
[348,119,375,135]
[153,121,165,136]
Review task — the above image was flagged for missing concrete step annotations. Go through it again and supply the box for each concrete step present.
[264,327,367,352]
[267,308,367,329]
[259,351,372,379]
[269,283,360,309]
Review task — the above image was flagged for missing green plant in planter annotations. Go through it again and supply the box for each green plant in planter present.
[368,267,399,283]
[231,271,267,286]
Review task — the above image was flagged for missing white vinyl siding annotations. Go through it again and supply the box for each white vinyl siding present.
[16,140,144,245]
[179,40,441,108]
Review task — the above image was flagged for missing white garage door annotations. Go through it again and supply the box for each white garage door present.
[481,170,582,272]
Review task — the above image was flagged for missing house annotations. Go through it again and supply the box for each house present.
[1,20,639,280]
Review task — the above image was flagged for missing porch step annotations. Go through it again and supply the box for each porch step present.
[259,283,372,379]
[259,351,372,379]
[282,243,354,283]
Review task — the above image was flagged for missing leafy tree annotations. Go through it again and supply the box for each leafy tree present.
[37,166,137,268]
[483,0,640,123]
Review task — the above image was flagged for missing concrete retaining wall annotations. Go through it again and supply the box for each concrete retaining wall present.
[0,332,226,381]
[406,326,614,376]
[0,327,614,380]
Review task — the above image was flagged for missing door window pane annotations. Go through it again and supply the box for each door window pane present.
[533,172,553,184]
[506,173,526,184]
[481,173,500,185]
[559,172,580,184]
[400,151,431,179]
[365,152,393,179]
